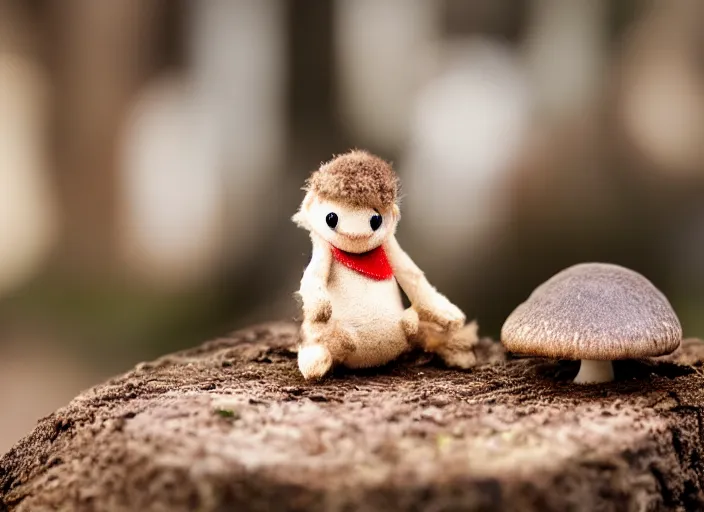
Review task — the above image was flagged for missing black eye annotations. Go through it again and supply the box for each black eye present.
[326,212,338,229]
[370,214,382,231]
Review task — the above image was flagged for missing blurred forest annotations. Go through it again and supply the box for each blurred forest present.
[1,0,704,452]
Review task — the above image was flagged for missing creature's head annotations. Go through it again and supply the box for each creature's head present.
[293,150,401,253]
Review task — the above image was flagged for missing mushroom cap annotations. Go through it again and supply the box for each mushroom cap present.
[501,263,682,360]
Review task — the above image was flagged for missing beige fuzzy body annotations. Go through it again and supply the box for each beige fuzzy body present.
[292,155,471,381]
[327,261,409,368]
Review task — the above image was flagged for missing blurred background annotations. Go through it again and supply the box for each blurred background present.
[1,0,703,452]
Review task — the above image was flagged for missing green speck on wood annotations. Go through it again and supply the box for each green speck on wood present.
[214,408,239,419]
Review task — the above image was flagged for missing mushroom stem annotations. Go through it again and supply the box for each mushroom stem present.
[573,360,614,384]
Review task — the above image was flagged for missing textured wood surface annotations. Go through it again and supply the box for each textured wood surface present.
[1,322,704,511]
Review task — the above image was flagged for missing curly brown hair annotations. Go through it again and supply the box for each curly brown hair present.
[305,150,399,210]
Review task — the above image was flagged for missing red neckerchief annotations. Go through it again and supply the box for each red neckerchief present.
[331,244,394,281]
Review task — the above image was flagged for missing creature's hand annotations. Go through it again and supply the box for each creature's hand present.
[304,292,332,323]
[416,293,465,332]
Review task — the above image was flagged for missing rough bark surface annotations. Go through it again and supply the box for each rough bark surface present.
[1,322,704,512]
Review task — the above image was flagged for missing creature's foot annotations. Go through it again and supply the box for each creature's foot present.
[298,344,333,380]
[411,320,448,352]
[413,320,479,369]
[298,320,356,379]
[434,321,479,369]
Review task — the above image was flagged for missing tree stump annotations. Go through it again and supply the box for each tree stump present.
[2,322,704,511]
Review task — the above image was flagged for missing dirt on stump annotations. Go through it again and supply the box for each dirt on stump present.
[1,322,704,512]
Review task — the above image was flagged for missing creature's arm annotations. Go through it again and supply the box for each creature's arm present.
[384,234,465,331]
[298,234,333,322]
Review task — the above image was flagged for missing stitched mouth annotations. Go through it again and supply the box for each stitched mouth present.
[331,244,382,256]
[338,231,373,241]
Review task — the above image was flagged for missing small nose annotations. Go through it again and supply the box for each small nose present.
[340,211,373,237]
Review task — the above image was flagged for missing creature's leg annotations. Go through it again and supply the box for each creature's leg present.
[409,316,479,369]
[401,307,419,338]
[298,320,356,380]
[326,323,357,363]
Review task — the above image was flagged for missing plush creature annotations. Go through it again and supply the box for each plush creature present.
[292,150,478,380]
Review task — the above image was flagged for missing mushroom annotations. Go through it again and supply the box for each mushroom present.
[501,263,682,384]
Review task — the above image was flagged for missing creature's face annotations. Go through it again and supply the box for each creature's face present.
[294,193,399,253]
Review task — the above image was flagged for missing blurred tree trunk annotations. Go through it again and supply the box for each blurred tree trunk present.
[288,0,341,165]
[45,0,156,277]
[442,0,527,42]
